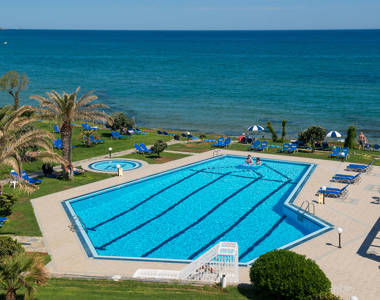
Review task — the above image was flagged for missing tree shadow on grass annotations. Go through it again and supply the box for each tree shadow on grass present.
[237,283,276,300]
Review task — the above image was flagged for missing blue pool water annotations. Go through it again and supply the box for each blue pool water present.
[67,155,325,264]
[88,160,141,172]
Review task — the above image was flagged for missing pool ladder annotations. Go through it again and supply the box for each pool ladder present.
[73,215,89,233]
[297,200,315,221]
[213,149,222,157]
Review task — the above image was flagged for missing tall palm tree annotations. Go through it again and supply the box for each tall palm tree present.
[0,252,48,300]
[0,105,63,193]
[31,87,109,179]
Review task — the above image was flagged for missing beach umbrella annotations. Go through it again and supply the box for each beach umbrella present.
[247,125,265,132]
[326,131,342,138]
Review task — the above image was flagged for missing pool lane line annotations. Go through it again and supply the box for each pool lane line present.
[88,169,205,230]
[142,175,262,258]
[187,180,290,260]
[262,163,292,181]
[239,216,286,261]
[95,172,231,250]
[189,168,294,184]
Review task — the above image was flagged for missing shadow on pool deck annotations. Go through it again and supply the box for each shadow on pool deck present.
[357,217,380,263]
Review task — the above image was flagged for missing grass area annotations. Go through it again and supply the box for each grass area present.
[0,172,112,236]
[36,121,172,162]
[120,151,190,164]
[167,141,213,153]
[0,122,172,178]
[0,278,248,300]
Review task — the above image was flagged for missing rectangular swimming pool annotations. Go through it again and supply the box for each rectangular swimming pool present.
[64,155,331,265]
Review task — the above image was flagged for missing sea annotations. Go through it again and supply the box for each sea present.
[1,30,379,141]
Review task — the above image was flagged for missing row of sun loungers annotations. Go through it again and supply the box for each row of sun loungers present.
[11,170,42,185]
[212,137,231,148]
[328,146,349,159]
[316,160,373,198]
[135,143,153,154]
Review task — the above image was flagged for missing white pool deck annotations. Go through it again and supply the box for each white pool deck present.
[32,150,380,299]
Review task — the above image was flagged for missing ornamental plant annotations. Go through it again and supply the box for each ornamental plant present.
[267,121,278,142]
[344,126,356,149]
[250,250,332,300]
[151,140,167,157]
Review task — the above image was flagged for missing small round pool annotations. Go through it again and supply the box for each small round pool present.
[88,159,142,173]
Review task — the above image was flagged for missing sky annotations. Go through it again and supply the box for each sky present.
[1,0,379,30]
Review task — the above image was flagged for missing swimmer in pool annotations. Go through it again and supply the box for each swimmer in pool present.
[255,157,262,166]
[245,154,253,165]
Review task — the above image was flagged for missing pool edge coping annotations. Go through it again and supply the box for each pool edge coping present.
[63,154,333,266]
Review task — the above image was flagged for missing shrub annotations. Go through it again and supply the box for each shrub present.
[281,120,287,142]
[250,250,331,300]
[0,193,17,216]
[199,134,206,140]
[267,121,278,142]
[174,134,180,141]
[344,126,356,149]
[151,140,167,157]
[298,126,326,152]
[0,236,24,259]
[110,112,135,131]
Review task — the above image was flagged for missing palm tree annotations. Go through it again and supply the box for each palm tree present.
[30,87,109,179]
[0,252,48,300]
[0,105,63,193]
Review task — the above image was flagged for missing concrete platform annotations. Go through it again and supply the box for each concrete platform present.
[32,150,380,299]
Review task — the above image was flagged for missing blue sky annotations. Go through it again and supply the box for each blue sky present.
[1,0,379,30]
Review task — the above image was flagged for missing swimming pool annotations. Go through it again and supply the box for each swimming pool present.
[64,155,331,265]
[88,159,141,172]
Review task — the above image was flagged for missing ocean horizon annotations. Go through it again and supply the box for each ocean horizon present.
[1,29,380,141]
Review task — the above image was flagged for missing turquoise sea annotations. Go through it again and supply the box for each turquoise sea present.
[0,30,379,140]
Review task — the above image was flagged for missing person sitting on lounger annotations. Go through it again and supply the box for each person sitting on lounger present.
[245,155,253,165]
[255,157,262,166]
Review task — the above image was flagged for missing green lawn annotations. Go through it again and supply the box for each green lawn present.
[0,172,112,236]
[36,121,172,162]
[167,141,214,153]
[119,151,190,164]
[3,278,248,300]
[0,122,173,178]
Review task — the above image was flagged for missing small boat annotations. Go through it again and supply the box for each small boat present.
[3,41,8,45]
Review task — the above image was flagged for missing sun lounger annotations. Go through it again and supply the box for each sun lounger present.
[53,125,60,133]
[256,141,268,151]
[286,145,297,153]
[212,137,225,147]
[22,170,42,184]
[345,160,373,172]
[331,173,361,183]
[111,131,128,139]
[140,143,153,153]
[328,146,341,158]
[82,123,98,130]
[223,137,231,147]
[53,138,63,149]
[249,140,261,151]
[317,184,349,198]
[89,135,104,144]
[135,144,145,154]
[277,143,290,153]
[134,128,146,135]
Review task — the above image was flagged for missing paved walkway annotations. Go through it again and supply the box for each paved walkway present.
[8,235,47,253]
[31,150,380,299]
